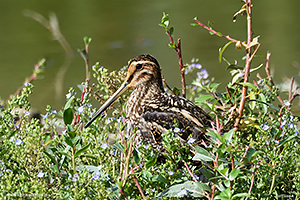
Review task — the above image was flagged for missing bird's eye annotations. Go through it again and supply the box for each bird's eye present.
[136,63,143,70]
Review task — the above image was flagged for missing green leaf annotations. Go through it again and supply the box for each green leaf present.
[157,181,209,198]
[64,136,74,147]
[250,63,263,73]
[63,108,73,125]
[239,82,258,91]
[249,91,256,110]
[132,149,140,164]
[64,96,75,110]
[223,129,234,145]
[43,151,57,164]
[74,143,91,158]
[258,93,268,114]
[168,27,174,35]
[68,131,76,139]
[152,174,168,183]
[229,168,240,181]
[219,41,233,63]
[112,142,124,153]
[193,146,215,161]
[168,42,176,49]
[232,193,251,199]
[83,36,92,45]
[215,188,233,200]
[195,95,212,104]
[278,135,296,147]
[245,147,256,162]
[146,154,157,168]
[206,131,222,143]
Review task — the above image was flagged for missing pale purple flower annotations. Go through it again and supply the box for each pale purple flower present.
[150,188,155,192]
[177,189,187,197]
[24,111,30,118]
[72,174,79,181]
[92,172,100,180]
[168,171,174,176]
[15,139,23,145]
[24,82,33,87]
[284,101,290,106]
[262,124,269,131]
[37,172,44,178]
[97,165,103,170]
[101,143,110,149]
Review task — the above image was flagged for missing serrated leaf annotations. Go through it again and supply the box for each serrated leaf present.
[63,108,73,125]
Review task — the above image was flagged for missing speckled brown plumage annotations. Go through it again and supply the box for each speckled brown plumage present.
[85,54,214,151]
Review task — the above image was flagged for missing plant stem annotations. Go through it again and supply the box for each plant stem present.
[131,168,146,200]
[235,0,253,128]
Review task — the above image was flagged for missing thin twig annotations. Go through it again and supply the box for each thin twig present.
[131,168,146,200]
[184,161,198,182]
[235,0,253,128]
[193,18,246,47]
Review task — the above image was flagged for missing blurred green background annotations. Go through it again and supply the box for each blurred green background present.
[0,0,299,112]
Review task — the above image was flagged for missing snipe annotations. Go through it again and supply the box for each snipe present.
[85,54,213,150]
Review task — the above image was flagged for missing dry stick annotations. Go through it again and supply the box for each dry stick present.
[130,168,146,200]
[235,0,253,128]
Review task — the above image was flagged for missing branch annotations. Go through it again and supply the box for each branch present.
[193,18,246,47]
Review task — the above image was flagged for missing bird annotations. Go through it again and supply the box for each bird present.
[84,54,214,151]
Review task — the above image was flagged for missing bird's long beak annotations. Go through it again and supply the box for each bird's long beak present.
[84,81,130,128]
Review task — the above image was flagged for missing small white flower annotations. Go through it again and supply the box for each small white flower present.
[78,106,84,113]
[173,128,181,133]
[187,138,196,144]
[66,93,72,99]
[9,136,15,142]
[284,101,290,106]
[37,172,44,178]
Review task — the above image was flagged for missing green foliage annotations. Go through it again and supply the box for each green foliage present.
[1,3,299,200]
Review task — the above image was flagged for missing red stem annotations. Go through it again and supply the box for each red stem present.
[131,168,146,199]
[184,161,198,182]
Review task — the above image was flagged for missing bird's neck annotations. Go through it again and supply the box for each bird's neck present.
[126,79,164,116]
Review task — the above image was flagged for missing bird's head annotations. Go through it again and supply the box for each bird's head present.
[84,54,162,128]
[125,54,162,88]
